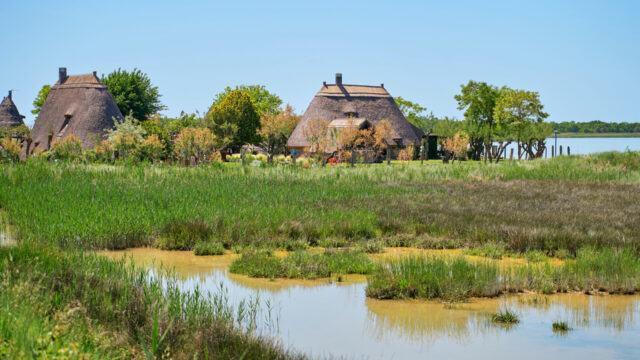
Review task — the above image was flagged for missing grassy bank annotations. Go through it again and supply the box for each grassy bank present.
[0,152,639,253]
[0,241,303,359]
[366,248,640,301]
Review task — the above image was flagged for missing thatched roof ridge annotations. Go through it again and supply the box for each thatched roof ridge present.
[0,91,26,128]
[30,68,123,150]
[287,76,423,148]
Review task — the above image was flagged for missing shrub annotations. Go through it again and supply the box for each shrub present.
[157,220,212,250]
[193,241,225,256]
[52,135,83,161]
[0,137,21,163]
[94,140,114,163]
[397,146,414,161]
[137,134,165,163]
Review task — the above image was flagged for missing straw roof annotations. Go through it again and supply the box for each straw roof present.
[287,75,423,148]
[0,91,25,128]
[30,68,123,150]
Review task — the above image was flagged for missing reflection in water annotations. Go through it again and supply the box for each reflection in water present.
[100,248,640,359]
[365,294,640,347]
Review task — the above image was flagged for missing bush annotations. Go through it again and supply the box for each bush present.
[397,146,414,161]
[157,220,212,250]
[94,140,113,163]
[0,137,21,163]
[137,134,165,163]
[52,135,83,161]
[193,241,225,255]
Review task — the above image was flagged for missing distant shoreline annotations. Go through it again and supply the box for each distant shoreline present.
[554,132,640,138]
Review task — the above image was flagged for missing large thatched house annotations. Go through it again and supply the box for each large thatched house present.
[0,91,25,129]
[29,68,123,151]
[287,74,424,155]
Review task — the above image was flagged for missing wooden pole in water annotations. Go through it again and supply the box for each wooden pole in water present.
[560,145,563,155]
[568,146,571,156]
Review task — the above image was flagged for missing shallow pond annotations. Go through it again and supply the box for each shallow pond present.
[101,248,640,359]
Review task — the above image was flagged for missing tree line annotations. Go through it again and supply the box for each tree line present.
[549,120,640,134]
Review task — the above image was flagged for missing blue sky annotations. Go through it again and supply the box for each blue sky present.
[1,0,638,126]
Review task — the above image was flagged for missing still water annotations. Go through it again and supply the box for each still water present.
[102,248,640,360]
[504,137,640,156]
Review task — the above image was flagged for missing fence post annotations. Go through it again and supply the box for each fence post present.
[560,145,563,156]
[509,148,514,160]
[386,149,391,165]
[567,146,571,156]
[552,146,555,157]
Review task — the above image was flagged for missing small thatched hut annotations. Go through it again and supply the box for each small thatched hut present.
[0,91,25,129]
[29,67,123,151]
[287,74,423,155]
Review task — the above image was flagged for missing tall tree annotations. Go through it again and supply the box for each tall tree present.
[206,90,260,153]
[211,85,282,117]
[494,89,549,159]
[31,85,51,115]
[102,68,165,121]
[394,96,428,129]
[454,81,502,161]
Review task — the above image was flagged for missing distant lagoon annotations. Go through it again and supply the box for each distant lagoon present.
[502,137,640,156]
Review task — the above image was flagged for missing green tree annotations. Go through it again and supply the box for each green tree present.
[394,96,431,130]
[206,90,260,152]
[454,81,502,161]
[259,105,301,162]
[210,85,281,117]
[31,85,51,115]
[102,68,165,121]
[494,89,549,159]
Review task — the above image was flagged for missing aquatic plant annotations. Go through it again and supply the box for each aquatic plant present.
[491,309,520,324]
[552,321,570,332]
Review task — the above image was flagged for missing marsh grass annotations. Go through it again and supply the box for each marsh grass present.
[367,248,640,301]
[229,249,378,279]
[193,241,225,256]
[365,255,503,301]
[1,154,639,252]
[0,241,303,360]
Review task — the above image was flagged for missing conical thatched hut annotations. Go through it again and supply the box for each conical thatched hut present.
[0,91,25,129]
[287,74,423,154]
[29,68,123,151]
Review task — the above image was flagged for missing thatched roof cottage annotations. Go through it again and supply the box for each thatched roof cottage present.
[30,67,123,151]
[287,74,423,153]
[0,91,25,128]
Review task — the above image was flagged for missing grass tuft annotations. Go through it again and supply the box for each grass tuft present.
[491,309,520,324]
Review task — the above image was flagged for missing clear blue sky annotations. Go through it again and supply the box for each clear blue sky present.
[1,0,638,127]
